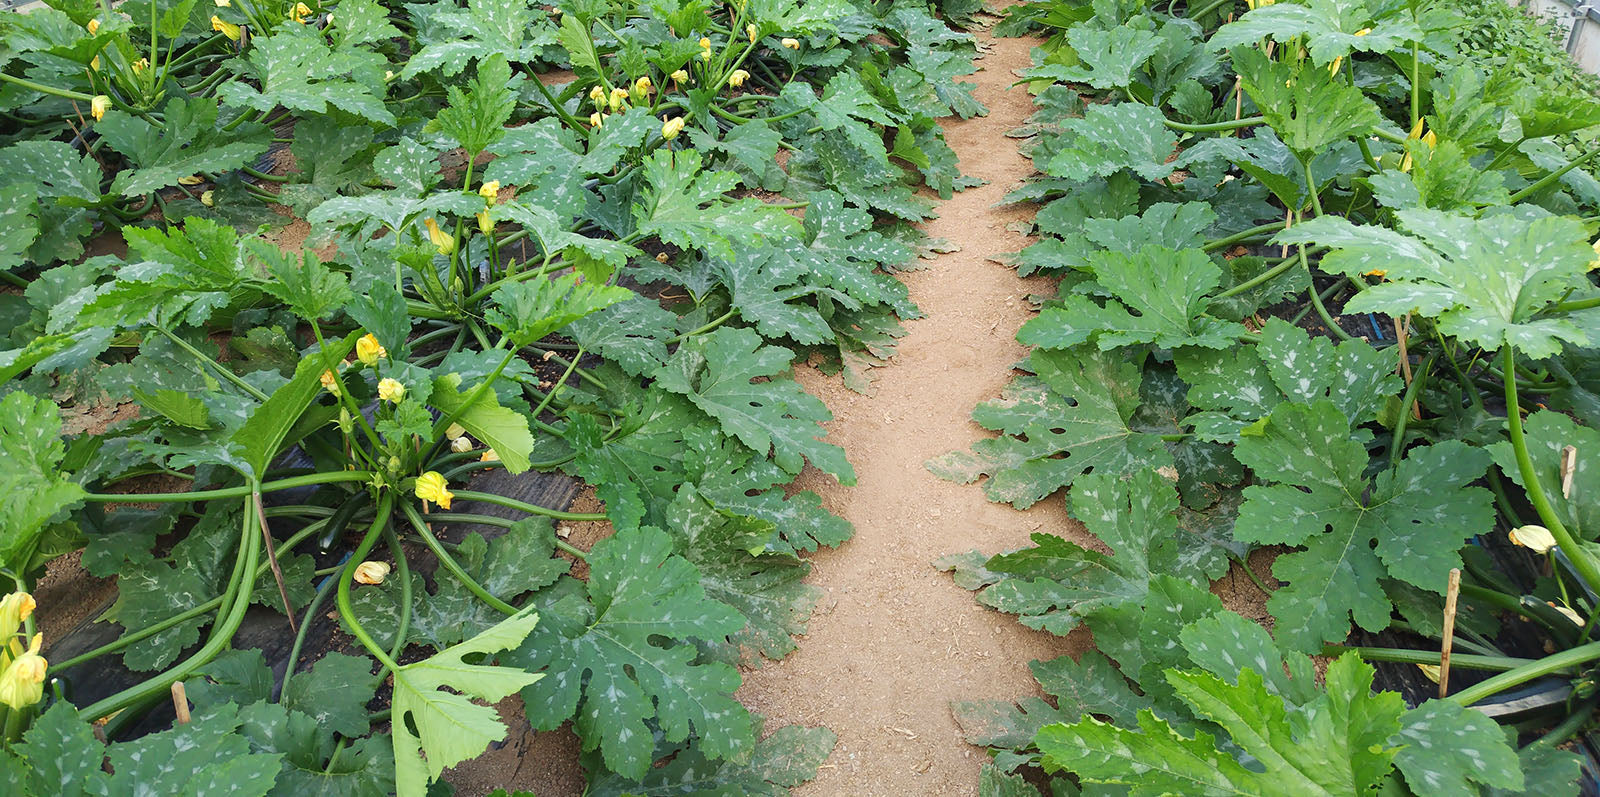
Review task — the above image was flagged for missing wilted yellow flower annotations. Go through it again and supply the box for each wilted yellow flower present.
[1509,524,1558,554]
[1552,603,1585,626]
[384,69,396,81]
[589,84,605,103]
[291,2,313,23]
[1327,56,1342,78]
[781,37,800,49]
[90,56,99,71]
[700,37,713,60]
[446,423,466,440]
[90,95,111,121]
[634,75,653,94]
[451,435,473,453]
[214,0,229,6]
[320,369,341,396]
[589,111,604,128]
[1354,27,1372,36]
[1362,269,1386,279]
[353,560,391,585]
[728,69,749,88]
[212,15,241,40]
[661,115,685,140]
[423,217,455,256]
[480,449,500,463]
[0,634,45,710]
[478,180,500,205]
[200,190,215,207]
[608,86,630,111]
[132,57,149,73]
[1415,663,1440,683]
[671,69,689,85]
[86,18,100,34]
[747,23,758,42]
[178,175,205,186]
[414,471,453,509]
[356,333,387,366]
[655,251,670,263]
[377,377,405,403]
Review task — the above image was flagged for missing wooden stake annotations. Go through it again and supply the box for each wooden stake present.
[1561,445,1578,499]
[171,681,191,725]
[252,491,298,634]
[1393,315,1420,420]
[1439,568,1462,699]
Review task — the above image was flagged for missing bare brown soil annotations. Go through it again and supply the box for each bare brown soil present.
[731,21,1089,795]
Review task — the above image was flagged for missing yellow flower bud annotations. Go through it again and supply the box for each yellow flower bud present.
[423,217,455,256]
[90,95,111,121]
[1509,524,1558,554]
[589,84,606,103]
[356,333,387,366]
[1327,56,1342,78]
[671,69,689,84]
[781,37,800,49]
[699,36,711,49]
[353,561,391,585]
[1354,27,1371,36]
[0,593,36,643]
[634,75,653,94]
[661,115,685,140]
[214,0,229,6]
[90,56,99,71]
[728,69,749,88]
[0,634,45,710]
[747,23,758,42]
[478,180,500,205]
[211,15,241,40]
[451,435,473,453]
[377,377,405,403]
[1407,117,1426,140]
[477,210,493,235]
[384,70,396,81]
[291,2,313,23]
[590,112,605,128]
[200,190,215,207]
[320,369,341,396]
[609,86,630,111]
[1421,130,1437,149]
[178,175,205,186]
[446,422,466,440]
[414,471,453,509]
[87,18,100,34]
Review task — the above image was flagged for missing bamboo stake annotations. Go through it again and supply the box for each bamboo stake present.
[1561,445,1577,499]
[1440,568,1462,699]
[171,681,191,725]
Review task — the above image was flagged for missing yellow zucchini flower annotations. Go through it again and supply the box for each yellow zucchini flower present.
[414,471,453,509]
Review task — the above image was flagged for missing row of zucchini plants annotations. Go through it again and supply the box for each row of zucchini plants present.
[0,0,982,792]
[938,0,1600,793]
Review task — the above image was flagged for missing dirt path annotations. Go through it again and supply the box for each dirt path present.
[736,17,1094,794]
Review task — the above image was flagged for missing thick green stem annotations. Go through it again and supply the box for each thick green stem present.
[1164,115,1263,133]
[1451,641,1600,705]
[1326,645,1532,672]
[449,489,608,522]
[400,504,516,615]
[79,496,261,721]
[335,495,401,673]
[83,470,372,503]
[1502,346,1600,595]
[1506,142,1600,204]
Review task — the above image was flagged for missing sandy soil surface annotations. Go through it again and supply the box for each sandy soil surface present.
[732,19,1093,795]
